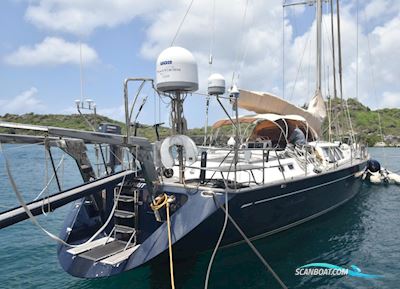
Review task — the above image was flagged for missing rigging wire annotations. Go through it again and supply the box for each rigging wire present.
[170,0,195,46]
[282,1,286,98]
[289,31,312,101]
[363,10,377,104]
[344,99,355,145]
[231,0,250,86]
[237,0,254,83]
[208,0,216,72]
[356,0,359,100]
[377,112,387,166]
[79,41,84,102]
[307,26,312,100]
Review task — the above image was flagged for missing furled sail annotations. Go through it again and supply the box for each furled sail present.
[237,89,324,137]
[307,90,327,121]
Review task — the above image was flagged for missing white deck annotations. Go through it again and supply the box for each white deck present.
[100,244,140,265]
[67,237,115,255]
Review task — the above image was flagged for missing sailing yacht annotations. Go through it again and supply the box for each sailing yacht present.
[0,0,369,279]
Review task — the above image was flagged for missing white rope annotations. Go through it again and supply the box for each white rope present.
[1,142,73,246]
[221,205,288,289]
[205,191,288,289]
[0,142,128,248]
[204,190,229,289]
[35,154,65,201]
[0,142,44,151]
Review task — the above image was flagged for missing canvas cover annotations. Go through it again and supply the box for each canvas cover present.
[237,89,324,136]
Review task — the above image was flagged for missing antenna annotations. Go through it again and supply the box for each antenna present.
[156,47,198,183]
[79,42,84,102]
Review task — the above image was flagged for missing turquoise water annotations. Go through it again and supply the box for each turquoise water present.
[0,146,399,288]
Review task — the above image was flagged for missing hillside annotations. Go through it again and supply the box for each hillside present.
[0,98,399,146]
[325,98,400,146]
[0,113,175,142]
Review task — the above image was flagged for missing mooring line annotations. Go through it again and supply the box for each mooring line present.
[208,192,288,289]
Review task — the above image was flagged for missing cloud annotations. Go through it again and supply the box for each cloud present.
[13,0,400,127]
[0,87,45,114]
[363,0,390,21]
[24,0,166,36]
[142,0,400,108]
[4,37,98,66]
[381,91,400,108]
[97,105,125,122]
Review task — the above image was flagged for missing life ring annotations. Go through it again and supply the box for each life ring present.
[160,135,198,168]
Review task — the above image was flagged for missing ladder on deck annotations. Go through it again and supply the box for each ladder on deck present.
[109,178,142,249]
[68,177,144,265]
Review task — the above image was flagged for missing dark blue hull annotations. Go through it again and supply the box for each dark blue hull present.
[57,160,367,278]
[174,161,366,254]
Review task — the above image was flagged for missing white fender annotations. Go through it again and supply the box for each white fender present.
[160,135,198,168]
[387,171,400,185]
[369,172,382,184]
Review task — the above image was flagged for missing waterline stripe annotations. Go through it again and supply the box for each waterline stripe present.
[240,173,355,209]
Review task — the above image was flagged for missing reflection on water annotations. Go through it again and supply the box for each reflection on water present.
[0,147,399,288]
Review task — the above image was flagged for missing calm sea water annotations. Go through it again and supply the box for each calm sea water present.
[0,146,399,289]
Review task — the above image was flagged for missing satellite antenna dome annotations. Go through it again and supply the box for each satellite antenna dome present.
[156,47,198,92]
[207,73,226,95]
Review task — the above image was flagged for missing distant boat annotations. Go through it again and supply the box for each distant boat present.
[374,141,387,147]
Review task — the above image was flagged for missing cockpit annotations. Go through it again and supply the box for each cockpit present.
[210,113,318,149]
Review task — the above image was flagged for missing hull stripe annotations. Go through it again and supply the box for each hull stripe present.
[225,191,357,249]
[240,172,357,209]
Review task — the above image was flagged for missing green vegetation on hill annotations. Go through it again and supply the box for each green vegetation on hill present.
[1,97,399,146]
[0,112,197,142]
[324,98,400,146]
[0,112,122,131]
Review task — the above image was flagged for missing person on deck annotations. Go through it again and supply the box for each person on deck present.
[288,126,307,146]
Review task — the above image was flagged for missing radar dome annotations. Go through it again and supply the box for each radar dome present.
[156,47,198,92]
[208,73,225,95]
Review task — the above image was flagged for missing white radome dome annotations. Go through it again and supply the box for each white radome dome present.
[156,47,198,92]
[208,73,226,95]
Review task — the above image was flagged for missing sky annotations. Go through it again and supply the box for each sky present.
[0,0,399,128]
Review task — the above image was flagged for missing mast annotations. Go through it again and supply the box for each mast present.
[172,92,185,183]
[330,0,337,99]
[336,0,344,100]
[315,0,322,96]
